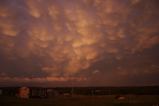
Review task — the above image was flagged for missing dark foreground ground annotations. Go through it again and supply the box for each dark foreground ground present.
[0,95,159,106]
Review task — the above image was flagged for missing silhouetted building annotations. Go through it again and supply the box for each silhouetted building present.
[30,87,47,98]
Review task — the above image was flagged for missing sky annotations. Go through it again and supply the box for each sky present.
[0,0,159,87]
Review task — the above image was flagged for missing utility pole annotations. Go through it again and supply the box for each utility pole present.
[71,77,74,97]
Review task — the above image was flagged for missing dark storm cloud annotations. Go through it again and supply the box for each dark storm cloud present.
[0,0,159,86]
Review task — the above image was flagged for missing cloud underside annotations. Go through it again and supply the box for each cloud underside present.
[0,0,159,85]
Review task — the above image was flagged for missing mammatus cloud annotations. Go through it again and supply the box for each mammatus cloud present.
[0,0,159,85]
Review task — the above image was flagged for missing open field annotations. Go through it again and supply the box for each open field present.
[0,95,159,106]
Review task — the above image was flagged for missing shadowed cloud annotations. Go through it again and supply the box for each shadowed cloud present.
[0,0,159,86]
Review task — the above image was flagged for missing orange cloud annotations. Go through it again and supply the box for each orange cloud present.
[0,0,158,79]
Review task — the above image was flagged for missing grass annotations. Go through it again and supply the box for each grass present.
[0,95,159,106]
